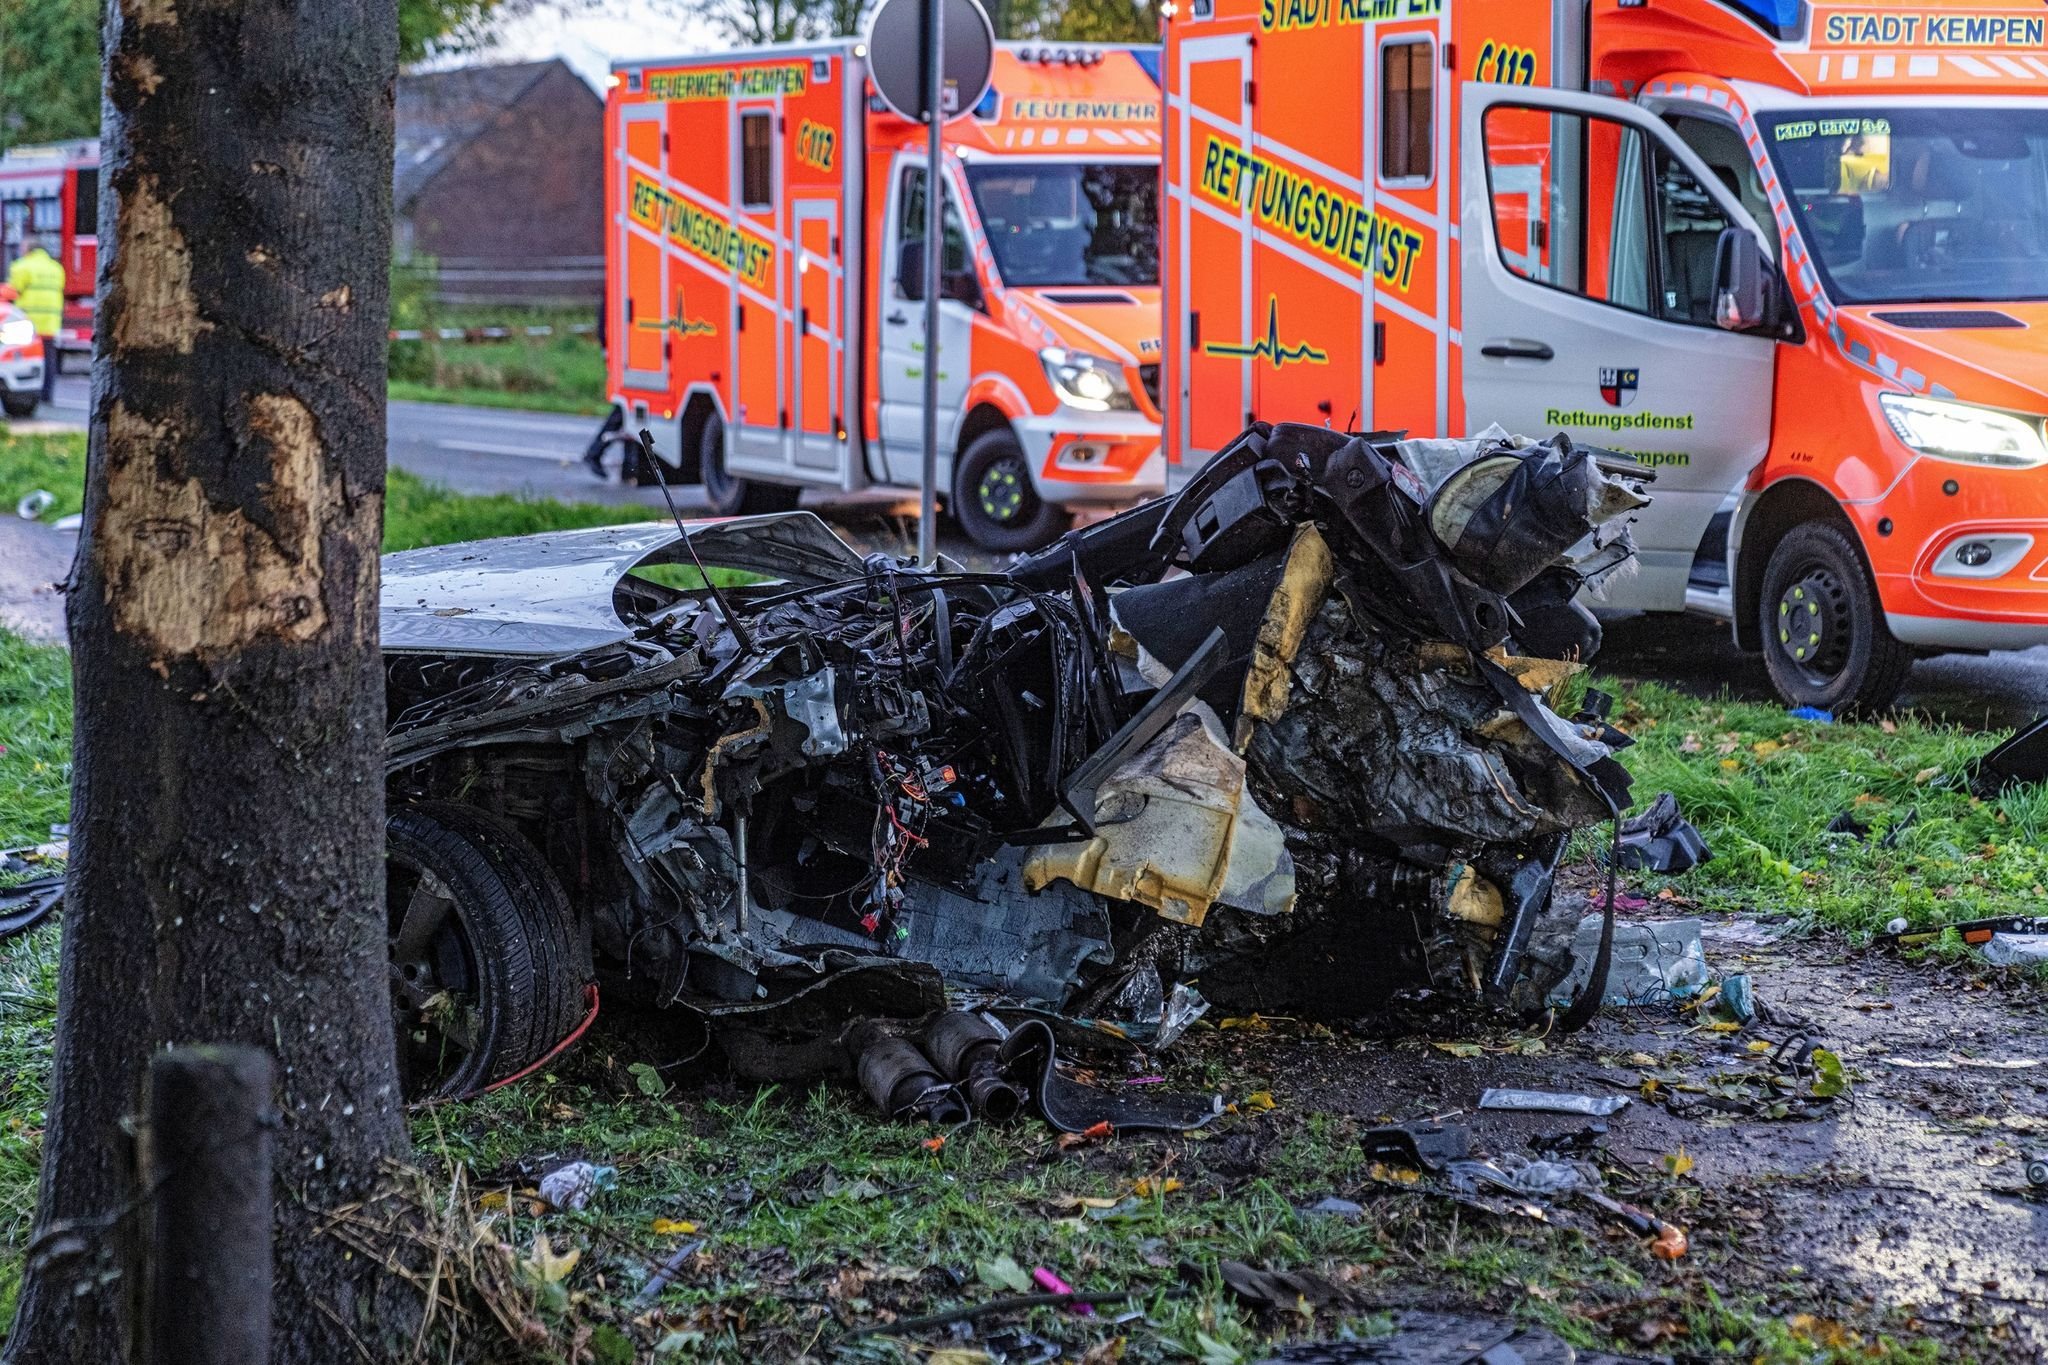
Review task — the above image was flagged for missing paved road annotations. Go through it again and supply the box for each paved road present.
[30,372,2048,728]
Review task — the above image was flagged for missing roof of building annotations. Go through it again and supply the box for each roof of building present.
[395,59,591,207]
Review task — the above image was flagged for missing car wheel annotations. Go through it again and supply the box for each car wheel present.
[386,802,588,1101]
[953,429,1071,553]
[1758,521,1913,714]
[1,392,35,419]
[699,411,800,516]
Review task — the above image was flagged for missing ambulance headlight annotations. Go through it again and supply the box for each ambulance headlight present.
[0,317,33,348]
[1040,347,1133,412]
[1880,393,2048,468]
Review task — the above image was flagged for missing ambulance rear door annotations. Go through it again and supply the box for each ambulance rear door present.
[1460,84,1779,610]
[1170,32,1254,467]
[723,50,861,490]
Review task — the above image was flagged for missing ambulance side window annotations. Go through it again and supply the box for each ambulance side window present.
[1380,39,1433,185]
[1648,142,1733,326]
[1482,105,1733,330]
[895,167,971,293]
[741,112,775,210]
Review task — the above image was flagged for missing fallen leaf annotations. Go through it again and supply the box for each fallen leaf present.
[1242,1090,1277,1111]
[1719,758,1741,772]
[1218,1015,1270,1031]
[928,1351,995,1365]
[977,1255,1032,1294]
[923,1136,947,1152]
[1133,1176,1183,1198]
[1810,1048,1850,1099]
[1432,1041,1483,1058]
[524,1232,580,1285]
[1914,766,1942,785]
[478,1190,509,1211]
[1661,1147,1695,1178]
[650,1218,697,1236]
[1751,739,1781,758]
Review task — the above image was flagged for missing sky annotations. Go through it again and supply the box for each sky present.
[462,1,720,88]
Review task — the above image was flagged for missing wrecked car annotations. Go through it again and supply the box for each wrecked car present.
[380,422,1649,1102]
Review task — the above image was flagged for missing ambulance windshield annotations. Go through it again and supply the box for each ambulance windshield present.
[1760,107,2048,305]
[964,162,1158,287]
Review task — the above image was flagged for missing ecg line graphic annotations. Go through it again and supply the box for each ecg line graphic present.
[635,287,719,338]
[1203,297,1328,369]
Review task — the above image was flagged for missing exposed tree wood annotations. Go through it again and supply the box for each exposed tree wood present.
[3,2,406,1362]
[140,1047,275,1365]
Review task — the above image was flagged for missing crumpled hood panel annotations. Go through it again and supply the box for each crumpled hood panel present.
[380,513,866,657]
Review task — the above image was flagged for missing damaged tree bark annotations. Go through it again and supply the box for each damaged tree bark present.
[4,2,406,1362]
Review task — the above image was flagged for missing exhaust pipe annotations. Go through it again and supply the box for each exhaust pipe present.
[848,1023,968,1125]
[921,1011,1025,1123]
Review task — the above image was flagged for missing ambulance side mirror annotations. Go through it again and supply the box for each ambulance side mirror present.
[898,239,927,301]
[1712,227,1769,333]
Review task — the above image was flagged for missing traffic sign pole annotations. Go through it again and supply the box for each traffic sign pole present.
[918,0,945,567]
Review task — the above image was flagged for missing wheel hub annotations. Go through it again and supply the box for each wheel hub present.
[1776,570,1849,676]
[977,458,1028,524]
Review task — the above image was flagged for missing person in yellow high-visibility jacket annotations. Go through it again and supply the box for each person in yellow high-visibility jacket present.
[7,235,66,403]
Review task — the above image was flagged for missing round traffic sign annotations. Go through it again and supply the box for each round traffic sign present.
[865,0,995,124]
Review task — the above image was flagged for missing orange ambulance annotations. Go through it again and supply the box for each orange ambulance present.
[1163,0,2048,709]
[605,42,1166,550]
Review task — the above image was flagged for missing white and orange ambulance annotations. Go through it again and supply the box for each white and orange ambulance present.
[604,41,1166,550]
[1163,0,2048,709]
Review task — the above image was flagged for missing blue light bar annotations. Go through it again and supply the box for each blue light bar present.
[1715,0,1805,38]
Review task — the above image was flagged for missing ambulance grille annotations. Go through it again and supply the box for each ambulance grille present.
[1873,310,2025,330]
[1139,364,1161,407]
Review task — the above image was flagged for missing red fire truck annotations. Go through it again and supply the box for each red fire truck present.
[0,139,100,368]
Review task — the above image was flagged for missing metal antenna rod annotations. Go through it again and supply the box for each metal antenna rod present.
[637,427,758,657]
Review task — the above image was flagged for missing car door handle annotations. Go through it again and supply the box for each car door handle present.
[1479,340,1555,362]
[886,311,908,325]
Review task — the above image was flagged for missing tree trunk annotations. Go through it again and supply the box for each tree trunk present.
[4,2,404,1363]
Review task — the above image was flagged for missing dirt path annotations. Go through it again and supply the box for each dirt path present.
[1178,932,2048,1356]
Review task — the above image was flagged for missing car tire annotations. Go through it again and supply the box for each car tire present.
[386,802,589,1100]
[953,428,1072,553]
[699,411,800,516]
[1,392,35,419]
[1757,521,1913,714]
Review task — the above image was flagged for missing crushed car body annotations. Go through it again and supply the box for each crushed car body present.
[379,422,1650,1102]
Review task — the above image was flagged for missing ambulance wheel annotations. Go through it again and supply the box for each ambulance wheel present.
[1758,521,1913,714]
[1,392,34,419]
[699,412,800,516]
[954,429,1070,553]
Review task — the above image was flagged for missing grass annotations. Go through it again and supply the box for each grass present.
[0,434,84,526]
[0,632,68,851]
[380,1060,1951,1364]
[387,302,608,416]
[1600,680,2048,936]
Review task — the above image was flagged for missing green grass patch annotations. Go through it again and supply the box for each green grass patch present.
[1597,678,2048,936]
[0,434,84,526]
[0,633,69,850]
[0,432,663,554]
[0,925,57,1329]
[388,381,606,418]
[387,302,607,416]
[383,467,660,552]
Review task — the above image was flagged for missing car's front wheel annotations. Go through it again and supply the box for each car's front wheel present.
[386,802,588,1100]
[1,391,35,419]
[1757,521,1913,714]
[953,428,1072,553]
